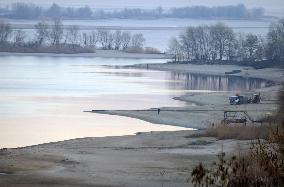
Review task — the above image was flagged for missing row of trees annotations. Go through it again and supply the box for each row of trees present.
[168,19,284,64]
[0,3,264,20]
[0,19,146,52]
[171,4,264,19]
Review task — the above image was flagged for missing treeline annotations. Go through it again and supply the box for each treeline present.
[170,4,264,19]
[0,3,264,20]
[0,19,151,54]
[168,19,284,66]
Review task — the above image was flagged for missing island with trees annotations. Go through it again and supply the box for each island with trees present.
[0,18,161,55]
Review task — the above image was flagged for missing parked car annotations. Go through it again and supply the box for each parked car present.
[229,95,248,105]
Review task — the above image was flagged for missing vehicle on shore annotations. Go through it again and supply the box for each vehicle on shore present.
[229,93,261,105]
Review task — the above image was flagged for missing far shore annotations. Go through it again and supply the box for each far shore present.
[0,50,167,59]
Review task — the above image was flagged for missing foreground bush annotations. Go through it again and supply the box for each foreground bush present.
[191,123,284,187]
[191,87,284,186]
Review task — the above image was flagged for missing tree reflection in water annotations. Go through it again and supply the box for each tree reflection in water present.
[169,72,272,91]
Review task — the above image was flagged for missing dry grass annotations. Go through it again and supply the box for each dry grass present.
[191,123,284,187]
[203,124,271,140]
[143,47,162,54]
[190,86,284,186]
[124,46,162,54]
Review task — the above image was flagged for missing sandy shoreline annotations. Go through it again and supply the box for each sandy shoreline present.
[93,63,283,129]
[0,131,250,187]
[0,62,283,186]
[0,50,167,59]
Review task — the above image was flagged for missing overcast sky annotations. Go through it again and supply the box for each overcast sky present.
[1,0,284,13]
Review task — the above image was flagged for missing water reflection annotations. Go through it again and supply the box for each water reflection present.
[168,72,272,91]
[0,56,274,148]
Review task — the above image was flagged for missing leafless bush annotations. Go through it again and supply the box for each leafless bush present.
[191,124,284,187]
[191,86,284,186]
[124,46,144,53]
[144,47,162,54]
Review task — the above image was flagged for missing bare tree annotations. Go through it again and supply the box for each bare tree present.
[81,32,88,46]
[195,26,210,60]
[89,31,99,47]
[0,20,11,44]
[210,23,234,60]
[244,33,259,60]
[224,29,236,60]
[97,29,111,49]
[121,31,131,50]
[13,30,26,46]
[113,30,123,50]
[34,20,50,46]
[235,32,246,61]
[267,19,284,62]
[255,35,266,61]
[180,27,197,61]
[131,33,145,48]
[170,24,241,62]
[106,32,114,50]
[168,37,182,62]
[50,18,63,46]
[66,25,79,48]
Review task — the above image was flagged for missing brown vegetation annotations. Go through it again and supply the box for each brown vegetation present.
[144,47,162,54]
[202,124,271,140]
[124,46,162,54]
[191,123,284,187]
[190,86,284,186]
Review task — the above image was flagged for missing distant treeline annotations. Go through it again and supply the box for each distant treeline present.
[168,19,284,67]
[0,3,264,20]
[0,18,160,54]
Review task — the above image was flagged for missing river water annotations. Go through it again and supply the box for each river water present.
[0,55,271,148]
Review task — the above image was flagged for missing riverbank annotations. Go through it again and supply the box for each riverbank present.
[132,63,284,83]
[0,50,167,59]
[94,63,283,129]
[0,130,250,187]
[0,63,282,186]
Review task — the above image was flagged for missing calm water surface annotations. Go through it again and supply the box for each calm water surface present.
[0,56,271,148]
